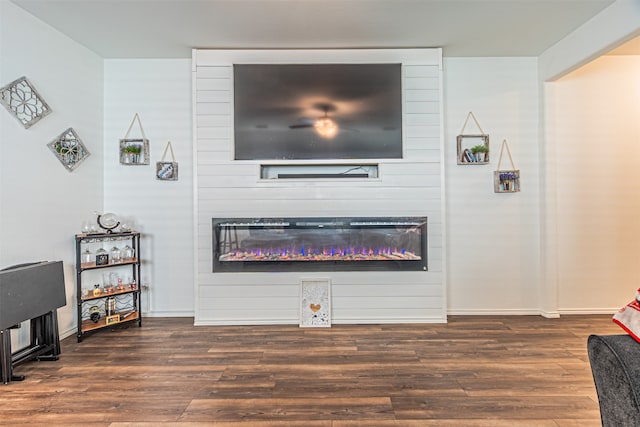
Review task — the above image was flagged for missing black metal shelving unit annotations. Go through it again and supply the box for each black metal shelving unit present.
[75,231,142,342]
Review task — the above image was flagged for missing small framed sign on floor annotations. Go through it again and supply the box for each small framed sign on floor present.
[300,279,331,328]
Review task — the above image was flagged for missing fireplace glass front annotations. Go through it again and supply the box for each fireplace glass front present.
[212,217,427,272]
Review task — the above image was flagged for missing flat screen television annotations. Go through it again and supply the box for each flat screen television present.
[233,63,403,160]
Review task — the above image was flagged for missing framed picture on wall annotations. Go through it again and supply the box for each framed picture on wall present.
[156,141,178,180]
[300,279,331,328]
[156,162,178,180]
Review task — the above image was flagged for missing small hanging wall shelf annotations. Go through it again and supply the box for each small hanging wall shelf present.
[494,139,520,193]
[457,111,489,165]
[119,113,149,165]
[156,141,178,181]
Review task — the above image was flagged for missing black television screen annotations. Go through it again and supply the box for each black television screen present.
[233,63,402,160]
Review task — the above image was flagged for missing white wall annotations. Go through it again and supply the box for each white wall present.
[3,1,637,332]
[537,0,640,315]
[549,55,640,312]
[103,59,194,316]
[194,49,445,324]
[443,57,541,314]
[0,1,104,339]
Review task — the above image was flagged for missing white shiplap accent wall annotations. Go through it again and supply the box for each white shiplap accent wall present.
[193,49,445,324]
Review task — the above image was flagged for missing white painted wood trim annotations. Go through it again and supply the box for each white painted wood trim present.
[540,81,559,318]
[196,48,442,66]
[437,52,447,320]
[192,49,202,320]
[538,0,640,81]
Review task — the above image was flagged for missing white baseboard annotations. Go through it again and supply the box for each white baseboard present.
[558,308,617,315]
[332,317,447,324]
[60,326,76,340]
[194,316,448,326]
[447,308,544,316]
[143,310,194,317]
[447,308,616,317]
[194,319,296,326]
[540,310,561,319]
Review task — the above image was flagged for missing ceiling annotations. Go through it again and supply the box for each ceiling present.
[11,0,636,59]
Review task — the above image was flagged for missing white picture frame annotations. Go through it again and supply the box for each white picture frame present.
[156,161,178,180]
[299,279,331,328]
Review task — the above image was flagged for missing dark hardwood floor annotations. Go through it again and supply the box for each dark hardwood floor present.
[0,315,621,426]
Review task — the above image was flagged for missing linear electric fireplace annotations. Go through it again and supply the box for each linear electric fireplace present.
[212,217,427,272]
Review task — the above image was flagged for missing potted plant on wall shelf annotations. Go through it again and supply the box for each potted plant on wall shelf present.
[470,144,489,162]
[498,171,519,192]
[122,144,142,164]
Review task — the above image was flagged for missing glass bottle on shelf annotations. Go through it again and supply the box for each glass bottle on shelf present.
[121,244,134,261]
[110,246,121,263]
[81,248,93,264]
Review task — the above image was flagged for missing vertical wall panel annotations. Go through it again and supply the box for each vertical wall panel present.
[193,49,444,325]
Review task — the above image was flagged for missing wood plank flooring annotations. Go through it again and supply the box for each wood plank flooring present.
[0,315,622,426]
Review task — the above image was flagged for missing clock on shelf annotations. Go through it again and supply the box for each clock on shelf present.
[97,213,120,233]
